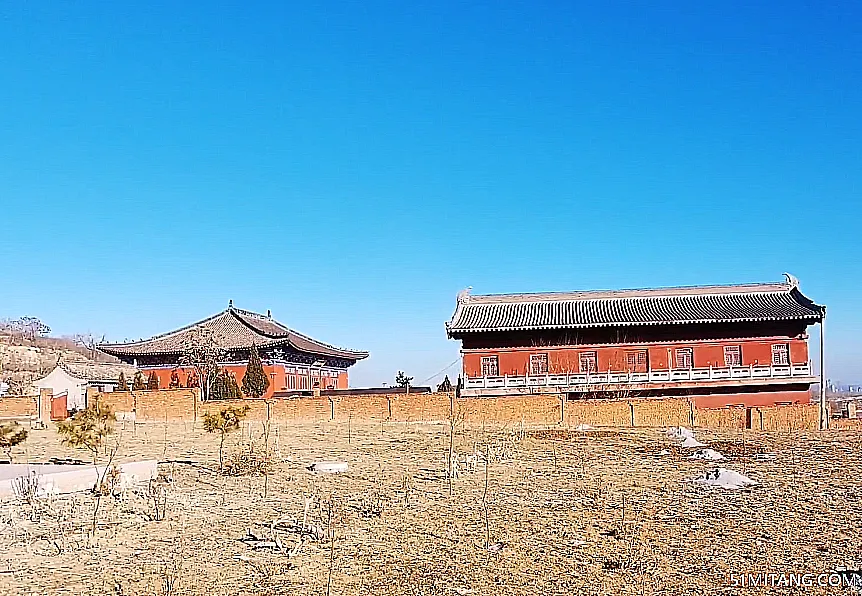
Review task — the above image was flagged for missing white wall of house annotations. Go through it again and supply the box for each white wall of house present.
[34,368,88,410]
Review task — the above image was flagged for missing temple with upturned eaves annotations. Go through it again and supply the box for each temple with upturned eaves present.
[447,274,825,409]
[99,302,368,397]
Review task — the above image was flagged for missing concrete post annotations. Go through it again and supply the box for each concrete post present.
[820,317,828,430]
[38,388,52,427]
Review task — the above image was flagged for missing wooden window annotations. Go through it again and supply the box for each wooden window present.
[529,353,548,375]
[625,350,647,370]
[288,375,296,390]
[579,351,597,373]
[724,345,741,367]
[771,343,789,365]
[481,356,499,377]
[675,348,693,369]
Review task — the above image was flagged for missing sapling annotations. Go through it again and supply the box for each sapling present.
[56,401,117,535]
[203,404,250,472]
[56,402,117,478]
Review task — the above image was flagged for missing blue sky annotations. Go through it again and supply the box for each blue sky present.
[1,1,859,386]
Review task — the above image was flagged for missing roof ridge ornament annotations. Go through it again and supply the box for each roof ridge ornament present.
[457,286,473,304]
[783,273,799,288]
[228,300,234,310]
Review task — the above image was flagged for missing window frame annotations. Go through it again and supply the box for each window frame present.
[579,351,598,373]
[723,345,742,367]
[771,343,790,365]
[529,353,549,375]
[625,350,647,371]
[481,356,499,377]
[674,347,693,369]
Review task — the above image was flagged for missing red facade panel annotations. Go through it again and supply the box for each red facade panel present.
[691,390,810,409]
[463,338,810,378]
[143,363,348,399]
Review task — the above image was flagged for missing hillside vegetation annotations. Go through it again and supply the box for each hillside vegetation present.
[0,317,117,395]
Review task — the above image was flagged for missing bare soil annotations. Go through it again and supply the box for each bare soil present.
[1,420,860,595]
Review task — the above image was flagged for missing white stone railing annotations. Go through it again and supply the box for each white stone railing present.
[465,363,812,390]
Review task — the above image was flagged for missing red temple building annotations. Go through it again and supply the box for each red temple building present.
[446,275,825,408]
[99,303,368,398]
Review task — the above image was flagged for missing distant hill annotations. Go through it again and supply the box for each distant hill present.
[0,321,118,395]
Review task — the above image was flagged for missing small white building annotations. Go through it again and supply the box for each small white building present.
[34,361,139,411]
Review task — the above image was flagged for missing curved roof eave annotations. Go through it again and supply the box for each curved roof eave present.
[448,313,823,335]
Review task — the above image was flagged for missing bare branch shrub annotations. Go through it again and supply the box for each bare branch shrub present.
[147,479,169,522]
[222,439,273,477]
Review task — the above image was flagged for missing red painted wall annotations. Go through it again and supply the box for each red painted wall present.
[143,364,346,399]
[691,390,810,409]
[463,338,809,377]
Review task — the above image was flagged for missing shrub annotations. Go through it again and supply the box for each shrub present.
[116,372,129,392]
[0,422,28,462]
[132,371,145,391]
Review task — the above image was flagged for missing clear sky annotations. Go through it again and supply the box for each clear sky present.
[1,1,860,387]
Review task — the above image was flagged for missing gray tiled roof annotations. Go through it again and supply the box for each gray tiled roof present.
[59,361,139,383]
[99,307,368,360]
[446,276,824,334]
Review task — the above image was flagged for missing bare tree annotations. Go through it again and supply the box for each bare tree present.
[18,317,50,341]
[179,326,226,403]
[72,333,106,360]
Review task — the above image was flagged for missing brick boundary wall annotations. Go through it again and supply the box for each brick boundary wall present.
[754,404,821,432]
[831,418,862,431]
[0,395,38,418]
[89,389,831,431]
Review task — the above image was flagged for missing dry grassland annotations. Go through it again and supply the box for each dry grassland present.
[1,419,860,595]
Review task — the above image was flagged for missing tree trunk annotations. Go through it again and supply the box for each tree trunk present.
[219,433,225,472]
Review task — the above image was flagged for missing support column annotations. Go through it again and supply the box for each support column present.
[820,316,828,430]
[38,388,53,427]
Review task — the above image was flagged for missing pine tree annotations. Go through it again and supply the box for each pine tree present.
[116,372,128,392]
[229,372,242,398]
[241,345,270,398]
[147,372,160,390]
[132,371,145,391]
[210,369,227,400]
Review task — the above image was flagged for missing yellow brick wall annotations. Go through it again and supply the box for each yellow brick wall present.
[87,389,826,432]
[0,395,38,418]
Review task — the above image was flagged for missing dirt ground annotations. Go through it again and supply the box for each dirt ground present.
[1,419,860,595]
